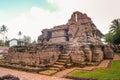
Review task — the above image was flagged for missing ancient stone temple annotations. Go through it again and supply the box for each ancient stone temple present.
[38,11,102,45]
[3,11,113,75]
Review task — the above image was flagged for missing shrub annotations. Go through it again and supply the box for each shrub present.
[0,74,20,80]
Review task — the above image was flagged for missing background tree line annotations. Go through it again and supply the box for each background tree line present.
[0,25,33,47]
[104,18,120,53]
[0,25,8,46]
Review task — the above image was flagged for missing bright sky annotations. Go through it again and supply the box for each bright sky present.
[0,0,120,41]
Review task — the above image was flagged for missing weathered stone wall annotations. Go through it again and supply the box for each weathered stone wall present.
[49,37,67,43]
[103,45,114,59]
[83,45,92,62]
[67,44,105,64]
[70,47,85,63]
[5,44,60,67]
[51,29,66,38]
[91,46,104,62]
[7,52,59,66]
[4,44,113,67]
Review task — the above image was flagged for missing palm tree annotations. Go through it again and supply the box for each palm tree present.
[110,18,120,33]
[23,35,31,44]
[109,18,120,44]
[18,31,22,40]
[18,31,22,45]
[0,25,7,46]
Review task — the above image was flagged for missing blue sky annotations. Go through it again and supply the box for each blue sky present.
[0,0,120,41]
[0,0,58,18]
[0,0,57,11]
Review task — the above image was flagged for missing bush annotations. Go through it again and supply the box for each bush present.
[0,74,20,80]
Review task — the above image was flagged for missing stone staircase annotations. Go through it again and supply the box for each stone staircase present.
[39,53,73,75]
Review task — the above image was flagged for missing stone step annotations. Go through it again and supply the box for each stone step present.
[80,62,86,65]
[49,67,61,71]
[66,63,73,67]
[58,59,67,63]
[55,62,66,65]
[86,62,99,66]
[65,51,72,53]
[59,56,70,60]
[60,54,70,56]
[79,62,87,68]
[0,63,45,72]
[39,70,57,76]
[52,64,64,68]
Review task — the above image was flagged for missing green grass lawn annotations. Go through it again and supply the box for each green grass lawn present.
[70,60,120,80]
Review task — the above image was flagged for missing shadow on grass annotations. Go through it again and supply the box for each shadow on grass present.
[65,76,97,80]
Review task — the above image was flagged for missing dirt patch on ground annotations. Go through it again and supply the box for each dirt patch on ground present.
[0,67,69,80]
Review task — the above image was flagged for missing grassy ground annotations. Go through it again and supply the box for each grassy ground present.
[70,60,120,80]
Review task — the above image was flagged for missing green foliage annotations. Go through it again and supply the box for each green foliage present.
[0,40,4,46]
[112,31,120,44]
[23,35,31,44]
[104,18,120,44]
[5,41,9,47]
[0,40,9,46]
[110,18,120,32]
[103,32,114,43]
[0,25,7,33]
[70,60,120,80]
[0,25,8,46]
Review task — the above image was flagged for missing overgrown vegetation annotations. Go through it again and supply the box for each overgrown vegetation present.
[0,40,9,46]
[70,60,120,80]
[103,18,120,53]
[104,18,120,44]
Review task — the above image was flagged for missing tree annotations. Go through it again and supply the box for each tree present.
[110,19,120,44]
[104,18,120,44]
[110,18,120,33]
[0,25,7,46]
[23,35,31,44]
[112,31,120,44]
[0,40,4,46]
[103,32,114,44]
[32,40,37,44]
[18,31,22,40]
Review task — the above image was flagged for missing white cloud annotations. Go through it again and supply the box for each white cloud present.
[47,0,55,4]
[6,6,71,40]
[1,0,82,41]
[1,0,120,41]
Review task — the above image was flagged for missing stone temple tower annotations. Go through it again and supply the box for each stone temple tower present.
[38,11,102,45]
